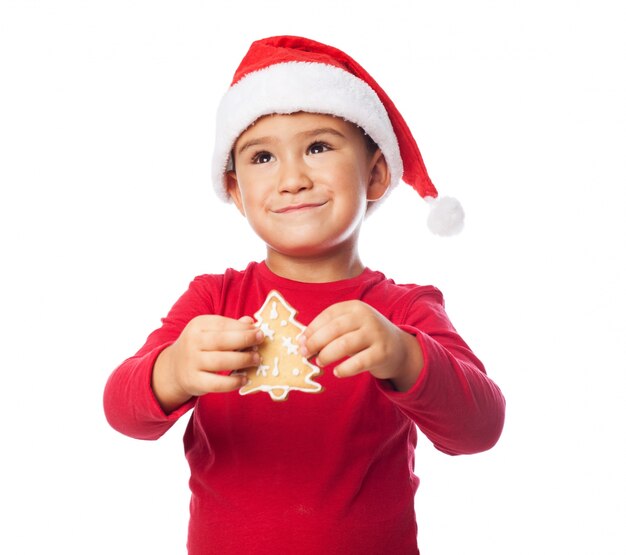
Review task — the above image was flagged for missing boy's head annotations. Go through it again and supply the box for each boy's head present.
[211,35,464,236]
[225,111,391,260]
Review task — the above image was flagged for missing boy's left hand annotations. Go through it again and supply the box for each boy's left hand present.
[299,301,424,392]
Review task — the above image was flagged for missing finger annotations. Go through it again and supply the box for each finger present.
[315,330,369,368]
[333,348,374,378]
[198,328,265,352]
[198,350,260,373]
[196,371,249,394]
[303,301,356,337]
[194,314,257,333]
[302,312,360,359]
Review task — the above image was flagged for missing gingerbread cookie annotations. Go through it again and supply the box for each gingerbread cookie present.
[239,290,323,401]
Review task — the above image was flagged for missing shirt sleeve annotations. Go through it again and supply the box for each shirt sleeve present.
[103,275,221,440]
[376,288,506,455]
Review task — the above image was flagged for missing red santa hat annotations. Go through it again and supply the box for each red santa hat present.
[212,35,464,236]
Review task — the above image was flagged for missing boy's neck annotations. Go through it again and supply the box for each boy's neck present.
[265,249,365,283]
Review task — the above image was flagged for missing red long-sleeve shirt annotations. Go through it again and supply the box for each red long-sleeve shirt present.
[104,262,505,554]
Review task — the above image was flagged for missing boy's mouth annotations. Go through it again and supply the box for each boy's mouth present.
[273,201,328,214]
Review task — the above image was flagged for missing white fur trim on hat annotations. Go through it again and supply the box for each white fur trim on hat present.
[211,61,403,202]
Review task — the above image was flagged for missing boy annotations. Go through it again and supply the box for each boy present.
[104,36,505,554]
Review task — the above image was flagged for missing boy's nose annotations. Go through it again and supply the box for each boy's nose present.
[278,160,313,194]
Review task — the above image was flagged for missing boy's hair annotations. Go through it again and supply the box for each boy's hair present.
[212,36,464,236]
[361,129,379,156]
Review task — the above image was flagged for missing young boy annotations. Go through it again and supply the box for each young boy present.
[104,36,505,554]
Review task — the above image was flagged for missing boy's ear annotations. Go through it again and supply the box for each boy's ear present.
[366,149,391,202]
[225,171,246,216]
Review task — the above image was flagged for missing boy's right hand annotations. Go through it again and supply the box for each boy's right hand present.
[152,315,263,413]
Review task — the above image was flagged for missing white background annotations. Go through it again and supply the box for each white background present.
[1,1,624,553]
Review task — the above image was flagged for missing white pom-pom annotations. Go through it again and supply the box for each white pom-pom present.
[425,196,465,236]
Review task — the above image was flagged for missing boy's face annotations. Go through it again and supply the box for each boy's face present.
[226,112,389,262]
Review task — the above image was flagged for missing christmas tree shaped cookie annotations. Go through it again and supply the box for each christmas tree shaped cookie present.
[239,290,323,401]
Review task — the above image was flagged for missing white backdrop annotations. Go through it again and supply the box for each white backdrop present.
[1,1,624,553]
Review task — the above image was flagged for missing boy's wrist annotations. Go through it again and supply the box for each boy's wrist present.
[152,345,191,414]
[389,331,424,392]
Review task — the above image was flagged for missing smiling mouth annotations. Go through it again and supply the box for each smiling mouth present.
[273,202,328,214]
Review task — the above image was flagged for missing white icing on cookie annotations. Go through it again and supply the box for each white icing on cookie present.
[281,336,299,355]
[270,301,278,320]
[259,322,275,340]
[271,357,280,377]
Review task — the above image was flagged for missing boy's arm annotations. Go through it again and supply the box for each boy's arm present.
[376,291,506,455]
[103,342,194,440]
[102,276,217,440]
[301,289,505,456]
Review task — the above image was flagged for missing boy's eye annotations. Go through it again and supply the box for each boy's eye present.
[252,151,273,164]
[307,142,330,155]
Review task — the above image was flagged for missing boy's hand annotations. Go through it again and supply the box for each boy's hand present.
[299,301,424,392]
[152,315,264,413]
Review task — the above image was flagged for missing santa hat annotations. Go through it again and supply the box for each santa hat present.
[211,35,464,236]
